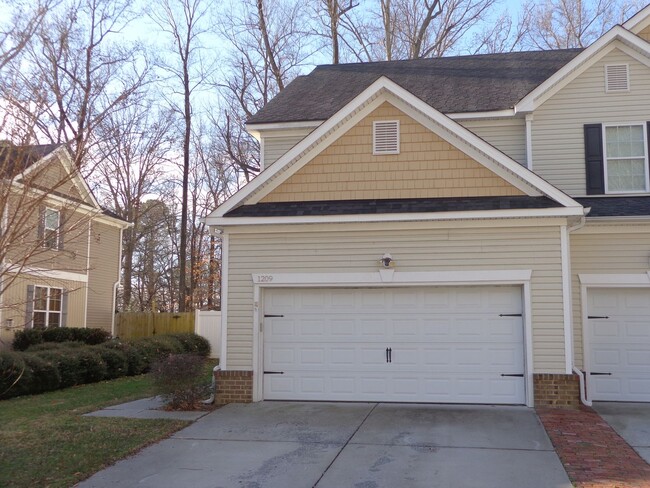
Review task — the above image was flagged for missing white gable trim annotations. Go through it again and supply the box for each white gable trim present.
[623,5,650,33]
[20,146,101,209]
[209,77,579,219]
[516,27,650,113]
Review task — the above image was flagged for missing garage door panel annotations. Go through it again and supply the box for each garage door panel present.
[588,288,650,402]
[264,286,525,404]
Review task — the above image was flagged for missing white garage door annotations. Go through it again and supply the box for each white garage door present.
[263,286,526,404]
[587,288,650,402]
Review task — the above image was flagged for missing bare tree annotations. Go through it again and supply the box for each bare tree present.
[313,0,360,64]
[521,0,644,50]
[0,0,55,71]
[218,0,309,181]
[471,4,534,54]
[92,101,176,311]
[148,0,216,312]
[2,0,149,170]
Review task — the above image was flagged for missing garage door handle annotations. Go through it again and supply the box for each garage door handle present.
[590,372,612,376]
[499,313,522,317]
[501,374,524,377]
[264,371,285,375]
[388,348,392,363]
[588,316,609,319]
[264,314,284,318]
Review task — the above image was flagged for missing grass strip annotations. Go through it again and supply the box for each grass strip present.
[0,374,189,488]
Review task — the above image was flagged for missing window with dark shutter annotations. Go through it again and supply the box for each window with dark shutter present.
[584,124,605,195]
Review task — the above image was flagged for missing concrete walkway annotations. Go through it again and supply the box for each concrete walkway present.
[83,396,209,421]
[594,402,650,464]
[79,402,571,488]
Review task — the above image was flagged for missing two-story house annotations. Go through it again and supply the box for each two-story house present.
[205,5,650,408]
[0,143,129,348]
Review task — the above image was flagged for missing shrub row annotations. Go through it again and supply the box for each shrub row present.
[12,327,112,351]
[0,333,211,399]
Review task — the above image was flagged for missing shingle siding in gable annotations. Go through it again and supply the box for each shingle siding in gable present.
[260,103,524,203]
[532,47,650,196]
[639,25,650,42]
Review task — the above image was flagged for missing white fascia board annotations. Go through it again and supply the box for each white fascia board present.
[447,109,516,120]
[246,120,323,139]
[623,5,650,32]
[210,77,579,219]
[516,27,650,112]
[206,206,584,228]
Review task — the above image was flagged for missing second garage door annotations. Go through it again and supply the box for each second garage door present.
[263,286,526,404]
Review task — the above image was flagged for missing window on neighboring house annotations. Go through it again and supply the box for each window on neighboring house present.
[43,207,60,249]
[604,124,649,193]
[32,286,62,328]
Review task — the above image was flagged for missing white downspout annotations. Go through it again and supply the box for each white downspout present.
[111,226,125,337]
[568,215,592,406]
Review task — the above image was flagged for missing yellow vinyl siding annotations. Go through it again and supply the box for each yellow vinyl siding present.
[638,25,650,42]
[261,103,524,203]
[458,118,527,166]
[87,222,120,331]
[532,46,650,196]
[27,157,85,203]
[570,223,650,367]
[0,275,86,347]
[226,220,566,373]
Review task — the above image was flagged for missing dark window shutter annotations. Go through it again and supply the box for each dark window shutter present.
[37,206,45,243]
[58,210,65,251]
[61,289,68,327]
[585,124,605,195]
[25,285,35,328]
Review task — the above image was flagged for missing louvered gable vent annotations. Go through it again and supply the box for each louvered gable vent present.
[605,64,629,92]
[373,120,400,154]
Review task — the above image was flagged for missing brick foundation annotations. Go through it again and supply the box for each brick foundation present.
[215,370,253,406]
[533,373,580,408]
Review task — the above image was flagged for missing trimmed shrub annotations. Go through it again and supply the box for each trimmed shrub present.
[33,351,82,388]
[167,333,211,357]
[93,346,128,379]
[41,327,75,343]
[0,352,28,398]
[75,349,107,383]
[26,341,84,352]
[151,354,209,410]
[12,329,44,351]
[78,328,111,345]
[22,354,61,394]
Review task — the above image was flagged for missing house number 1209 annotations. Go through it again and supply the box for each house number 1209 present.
[257,275,273,283]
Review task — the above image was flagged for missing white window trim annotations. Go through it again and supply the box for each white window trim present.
[33,285,63,328]
[43,207,61,249]
[372,120,400,155]
[604,63,630,93]
[602,122,649,194]
[249,269,535,407]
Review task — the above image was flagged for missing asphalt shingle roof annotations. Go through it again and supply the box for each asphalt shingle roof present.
[0,143,62,177]
[248,49,583,124]
[224,196,562,218]
[577,196,650,217]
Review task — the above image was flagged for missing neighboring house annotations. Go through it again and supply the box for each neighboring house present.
[0,143,129,348]
[205,6,650,407]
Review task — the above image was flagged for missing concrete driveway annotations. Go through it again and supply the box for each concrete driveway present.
[79,402,571,488]
[594,402,650,464]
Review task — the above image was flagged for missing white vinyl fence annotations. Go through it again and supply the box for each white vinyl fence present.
[195,310,222,359]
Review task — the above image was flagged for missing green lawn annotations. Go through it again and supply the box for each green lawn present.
[0,375,189,488]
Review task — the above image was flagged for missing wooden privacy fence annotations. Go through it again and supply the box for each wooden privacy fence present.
[115,312,195,340]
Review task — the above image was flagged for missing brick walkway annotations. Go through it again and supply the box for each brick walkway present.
[537,407,650,488]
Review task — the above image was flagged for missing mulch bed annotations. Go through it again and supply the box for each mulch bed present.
[537,406,650,488]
